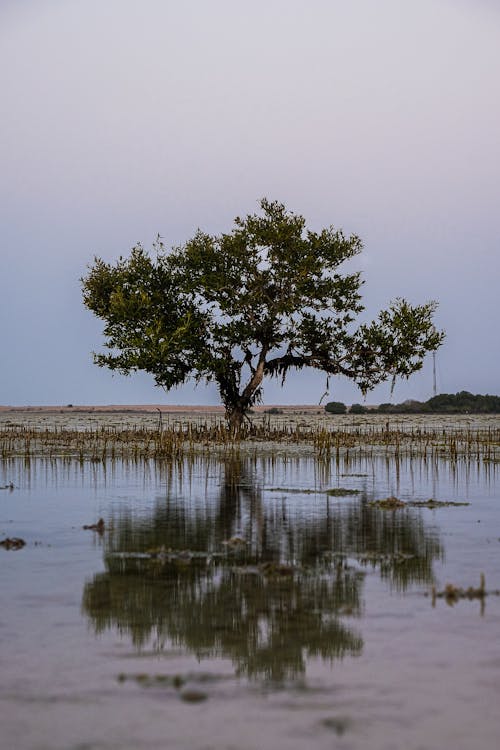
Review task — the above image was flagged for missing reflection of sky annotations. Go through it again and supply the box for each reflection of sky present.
[1,1,499,406]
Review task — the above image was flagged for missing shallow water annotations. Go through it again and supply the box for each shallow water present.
[1,453,500,750]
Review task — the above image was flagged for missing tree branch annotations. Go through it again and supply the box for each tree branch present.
[241,345,269,401]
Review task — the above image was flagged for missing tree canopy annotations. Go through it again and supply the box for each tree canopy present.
[82,199,444,429]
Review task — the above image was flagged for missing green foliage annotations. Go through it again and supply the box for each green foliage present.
[377,403,393,414]
[349,403,368,414]
[324,401,347,414]
[82,199,444,427]
[376,392,500,414]
[426,392,500,413]
[426,391,500,413]
[377,399,429,414]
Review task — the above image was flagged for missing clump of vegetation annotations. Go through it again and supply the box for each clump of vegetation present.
[341,473,369,477]
[370,497,470,510]
[377,399,428,414]
[0,537,26,550]
[370,496,406,509]
[324,401,347,414]
[268,487,319,494]
[377,391,500,414]
[429,574,499,606]
[325,487,361,496]
[268,487,360,496]
[409,499,469,508]
[349,403,368,414]
[82,518,105,533]
[428,392,500,413]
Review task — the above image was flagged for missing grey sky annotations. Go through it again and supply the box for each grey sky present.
[1,0,499,406]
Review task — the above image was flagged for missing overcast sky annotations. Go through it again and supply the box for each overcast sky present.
[1,0,499,406]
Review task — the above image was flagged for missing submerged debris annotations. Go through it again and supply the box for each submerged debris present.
[117,670,229,701]
[429,574,500,606]
[321,715,353,736]
[179,687,208,703]
[222,536,247,549]
[260,561,295,577]
[325,488,361,496]
[268,487,318,494]
[268,487,361,496]
[370,496,470,510]
[409,499,470,508]
[0,537,26,550]
[341,473,369,478]
[369,496,406,509]
[82,518,105,533]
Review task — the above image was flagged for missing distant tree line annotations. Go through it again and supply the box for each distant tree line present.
[325,391,500,415]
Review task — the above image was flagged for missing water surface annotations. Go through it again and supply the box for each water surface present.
[1,454,499,749]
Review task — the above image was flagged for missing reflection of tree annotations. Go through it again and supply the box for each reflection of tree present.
[334,502,442,590]
[82,458,442,681]
[83,561,363,681]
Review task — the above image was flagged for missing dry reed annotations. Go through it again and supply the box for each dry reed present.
[0,416,498,464]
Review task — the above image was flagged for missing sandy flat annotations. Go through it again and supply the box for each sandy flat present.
[0,403,326,414]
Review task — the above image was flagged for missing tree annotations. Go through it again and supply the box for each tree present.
[82,199,444,431]
[349,403,368,414]
[324,401,347,414]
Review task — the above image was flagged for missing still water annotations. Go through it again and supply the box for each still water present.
[1,454,500,750]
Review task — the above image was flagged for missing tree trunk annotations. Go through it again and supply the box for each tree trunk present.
[224,346,268,435]
[227,404,246,434]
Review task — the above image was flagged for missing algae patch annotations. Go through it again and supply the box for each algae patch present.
[325,488,361,496]
[268,487,361,496]
[370,497,470,510]
[409,499,470,508]
[369,496,406,510]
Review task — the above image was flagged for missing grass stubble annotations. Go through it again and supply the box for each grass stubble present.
[0,412,499,464]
